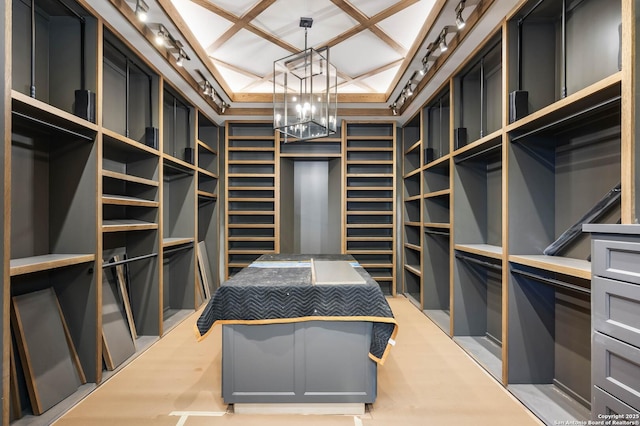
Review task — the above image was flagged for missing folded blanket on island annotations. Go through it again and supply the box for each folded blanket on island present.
[195,254,398,364]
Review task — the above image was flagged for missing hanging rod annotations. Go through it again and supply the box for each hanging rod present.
[510,96,621,143]
[424,229,450,236]
[163,243,194,256]
[455,253,502,271]
[12,111,94,141]
[511,268,590,295]
[454,142,501,164]
[102,252,158,269]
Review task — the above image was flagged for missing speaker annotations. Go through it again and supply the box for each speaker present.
[74,90,96,123]
[509,90,528,123]
[184,147,195,164]
[144,127,159,150]
[424,147,435,164]
[454,127,467,150]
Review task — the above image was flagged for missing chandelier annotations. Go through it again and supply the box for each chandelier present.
[273,17,337,142]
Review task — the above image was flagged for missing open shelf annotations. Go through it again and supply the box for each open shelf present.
[508,263,591,424]
[344,122,396,295]
[453,250,503,380]
[423,86,451,164]
[453,35,502,149]
[423,225,450,334]
[103,30,159,145]
[12,0,98,122]
[225,122,277,277]
[163,87,194,165]
[10,254,95,277]
[507,0,621,122]
[508,93,621,268]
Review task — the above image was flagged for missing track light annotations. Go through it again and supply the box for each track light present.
[455,1,465,29]
[221,102,228,114]
[135,0,149,22]
[390,103,398,116]
[155,25,167,46]
[439,26,457,52]
[176,51,185,67]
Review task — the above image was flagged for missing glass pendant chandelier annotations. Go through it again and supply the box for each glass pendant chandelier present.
[273,17,337,142]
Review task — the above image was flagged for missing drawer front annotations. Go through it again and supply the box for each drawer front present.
[592,386,640,419]
[593,332,640,410]
[593,239,640,284]
[593,276,640,348]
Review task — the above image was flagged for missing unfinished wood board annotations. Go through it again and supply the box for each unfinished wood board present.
[11,288,85,415]
[113,255,137,340]
[102,265,136,371]
[10,343,22,420]
[197,242,212,299]
[312,260,366,285]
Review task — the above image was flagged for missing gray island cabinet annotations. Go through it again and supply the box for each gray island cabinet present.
[195,254,398,415]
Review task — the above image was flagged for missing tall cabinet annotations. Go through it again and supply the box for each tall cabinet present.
[401,0,627,424]
[2,0,220,423]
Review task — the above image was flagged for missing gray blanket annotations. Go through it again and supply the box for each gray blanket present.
[195,254,397,364]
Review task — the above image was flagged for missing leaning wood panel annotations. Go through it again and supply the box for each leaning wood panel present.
[101,265,135,371]
[10,288,85,415]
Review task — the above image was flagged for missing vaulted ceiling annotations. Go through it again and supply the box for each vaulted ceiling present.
[95,0,522,123]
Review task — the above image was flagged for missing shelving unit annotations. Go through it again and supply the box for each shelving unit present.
[196,112,219,297]
[343,122,396,295]
[398,0,626,423]
[225,122,278,277]
[422,85,452,333]
[279,133,342,255]
[162,156,196,331]
[10,87,98,422]
[402,113,422,307]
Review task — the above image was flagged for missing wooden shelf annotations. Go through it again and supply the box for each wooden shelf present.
[102,219,158,233]
[10,254,96,277]
[404,242,421,251]
[228,223,275,228]
[346,173,394,178]
[102,194,159,208]
[508,255,591,280]
[347,146,394,152]
[404,264,422,276]
[424,223,451,229]
[228,236,274,242]
[162,237,194,248]
[163,154,196,172]
[424,189,450,199]
[102,170,159,187]
[404,140,422,155]
[348,236,394,242]
[198,169,218,179]
[197,140,217,155]
[12,90,99,134]
[346,223,393,228]
[102,128,159,156]
[405,221,421,227]
[347,160,394,165]
[403,168,421,179]
[455,244,503,260]
[345,135,393,140]
[423,155,450,170]
[197,190,217,200]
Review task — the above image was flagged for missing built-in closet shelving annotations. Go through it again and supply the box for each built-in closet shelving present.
[400,0,626,424]
[196,112,220,298]
[343,122,397,295]
[225,121,278,278]
[422,86,452,334]
[161,84,197,332]
[402,114,422,306]
[4,0,220,423]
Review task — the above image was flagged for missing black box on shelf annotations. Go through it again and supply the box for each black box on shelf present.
[454,128,467,150]
[74,90,96,123]
[509,90,528,123]
[425,147,435,164]
[145,127,159,150]
[184,147,195,164]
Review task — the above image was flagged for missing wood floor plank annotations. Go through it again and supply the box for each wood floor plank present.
[54,296,542,426]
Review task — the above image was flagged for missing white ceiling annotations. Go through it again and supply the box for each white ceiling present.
[88,0,524,123]
[170,0,437,94]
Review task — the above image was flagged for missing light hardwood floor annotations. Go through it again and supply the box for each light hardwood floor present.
[54,296,543,426]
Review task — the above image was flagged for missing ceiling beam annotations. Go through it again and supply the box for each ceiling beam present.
[206,0,277,51]
[329,0,411,55]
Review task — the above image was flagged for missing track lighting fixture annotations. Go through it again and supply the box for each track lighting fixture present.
[455,2,466,29]
[221,102,228,114]
[176,50,185,67]
[455,1,479,30]
[439,26,457,52]
[390,103,398,116]
[155,25,168,46]
[135,0,149,22]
